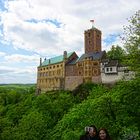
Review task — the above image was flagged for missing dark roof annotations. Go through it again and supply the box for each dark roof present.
[118,63,126,67]
[78,51,106,61]
[67,57,79,65]
[101,59,109,63]
[85,27,101,32]
[41,52,75,66]
[102,59,126,67]
[105,60,118,67]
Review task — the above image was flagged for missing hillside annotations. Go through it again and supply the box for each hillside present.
[0,78,140,140]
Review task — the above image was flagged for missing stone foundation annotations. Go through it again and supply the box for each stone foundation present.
[65,76,83,90]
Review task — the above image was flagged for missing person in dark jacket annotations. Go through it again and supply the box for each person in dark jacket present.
[98,128,111,140]
[80,125,98,140]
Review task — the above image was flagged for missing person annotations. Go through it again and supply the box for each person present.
[98,128,111,140]
[80,125,98,140]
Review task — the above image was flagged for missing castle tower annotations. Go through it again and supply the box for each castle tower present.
[84,22,102,53]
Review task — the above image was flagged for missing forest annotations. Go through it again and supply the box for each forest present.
[0,78,140,140]
[0,10,140,140]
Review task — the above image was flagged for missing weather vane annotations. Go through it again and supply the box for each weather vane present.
[90,19,94,28]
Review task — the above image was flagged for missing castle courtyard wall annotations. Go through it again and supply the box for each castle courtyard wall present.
[65,76,83,90]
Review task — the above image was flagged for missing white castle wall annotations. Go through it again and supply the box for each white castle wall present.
[101,71,135,84]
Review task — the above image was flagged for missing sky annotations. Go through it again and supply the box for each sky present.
[0,0,139,84]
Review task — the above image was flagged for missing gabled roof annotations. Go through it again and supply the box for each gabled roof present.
[41,52,75,66]
[78,51,106,61]
[105,60,118,67]
[101,59,109,63]
[66,57,79,65]
[102,59,126,67]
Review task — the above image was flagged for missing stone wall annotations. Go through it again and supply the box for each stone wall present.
[65,65,77,76]
[101,72,123,84]
[65,76,83,90]
[92,75,102,83]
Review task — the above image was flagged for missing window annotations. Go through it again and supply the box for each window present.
[94,70,97,75]
[94,63,98,66]
[90,56,93,60]
[124,69,129,73]
[39,73,41,77]
[106,68,109,72]
[110,68,112,71]
[78,63,82,67]
[89,41,91,45]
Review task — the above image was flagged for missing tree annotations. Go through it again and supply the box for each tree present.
[122,10,140,75]
[11,111,46,140]
[107,45,126,62]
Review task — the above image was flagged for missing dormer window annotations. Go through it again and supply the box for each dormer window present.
[90,56,93,60]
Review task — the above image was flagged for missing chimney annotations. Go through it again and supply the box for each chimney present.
[49,59,51,64]
[63,51,67,60]
[40,58,42,66]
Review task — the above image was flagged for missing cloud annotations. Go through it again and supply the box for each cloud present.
[0,69,14,74]
[0,66,37,83]
[0,65,36,74]
[0,53,38,84]
[0,51,6,56]
[0,0,139,83]
[4,54,39,63]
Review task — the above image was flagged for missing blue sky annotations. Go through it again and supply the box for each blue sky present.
[0,0,139,84]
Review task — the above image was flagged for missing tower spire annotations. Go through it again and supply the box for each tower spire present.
[90,19,94,28]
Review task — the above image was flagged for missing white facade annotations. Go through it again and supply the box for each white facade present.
[101,60,135,84]
[101,71,135,84]
[101,72,123,84]
[104,66,117,74]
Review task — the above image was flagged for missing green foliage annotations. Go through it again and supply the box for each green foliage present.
[122,10,140,75]
[0,80,140,140]
[107,45,126,62]
[72,82,99,102]
[119,126,139,140]
[13,111,46,140]
[50,78,140,140]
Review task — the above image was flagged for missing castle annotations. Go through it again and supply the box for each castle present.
[36,26,134,92]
